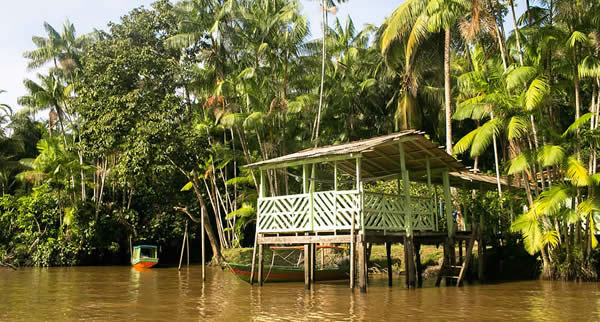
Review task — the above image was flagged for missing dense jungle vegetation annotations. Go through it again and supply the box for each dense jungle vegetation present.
[2,0,600,280]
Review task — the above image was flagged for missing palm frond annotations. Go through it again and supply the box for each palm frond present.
[507,116,529,141]
[562,113,593,137]
[566,157,591,187]
[537,145,566,167]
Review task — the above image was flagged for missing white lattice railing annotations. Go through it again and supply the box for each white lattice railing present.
[257,191,436,233]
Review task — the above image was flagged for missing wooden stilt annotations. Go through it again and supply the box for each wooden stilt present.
[251,170,266,285]
[478,214,485,282]
[457,228,477,287]
[358,238,367,293]
[386,242,393,287]
[178,221,188,271]
[405,236,416,288]
[435,242,446,287]
[415,242,422,287]
[201,208,206,281]
[320,243,324,269]
[186,220,190,267]
[310,243,315,282]
[258,243,264,286]
[458,240,463,265]
[304,244,311,290]
[403,238,409,287]
[350,223,355,289]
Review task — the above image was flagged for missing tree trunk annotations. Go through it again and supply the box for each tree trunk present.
[444,27,453,155]
[191,174,224,263]
[510,0,524,66]
[540,245,552,279]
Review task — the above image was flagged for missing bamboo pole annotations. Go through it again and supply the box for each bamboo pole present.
[178,220,188,271]
[201,207,205,281]
[186,220,190,268]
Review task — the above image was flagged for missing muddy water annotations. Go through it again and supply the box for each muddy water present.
[1,265,599,321]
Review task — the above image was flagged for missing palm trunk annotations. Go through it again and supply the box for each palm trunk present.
[490,113,503,197]
[314,0,328,147]
[510,0,524,66]
[444,27,453,155]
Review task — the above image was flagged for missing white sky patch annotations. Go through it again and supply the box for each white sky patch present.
[0,0,526,112]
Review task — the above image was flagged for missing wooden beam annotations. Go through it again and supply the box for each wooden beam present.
[258,234,352,244]
[362,157,390,173]
[257,154,360,170]
[411,140,437,157]
[442,170,453,238]
[373,150,399,166]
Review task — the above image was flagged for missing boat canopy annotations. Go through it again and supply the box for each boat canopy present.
[134,245,157,249]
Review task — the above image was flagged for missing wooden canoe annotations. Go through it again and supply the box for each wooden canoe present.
[226,263,348,283]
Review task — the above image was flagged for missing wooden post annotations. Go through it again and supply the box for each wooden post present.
[178,220,188,271]
[399,143,415,288]
[303,164,308,193]
[458,240,463,265]
[201,207,206,281]
[356,158,364,238]
[386,242,392,287]
[478,209,485,282]
[310,243,315,282]
[442,170,453,238]
[186,220,190,267]
[403,236,416,288]
[129,235,132,256]
[415,242,423,287]
[357,238,367,293]
[426,159,434,230]
[399,143,412,236]
[250,170,266,285]
[304,244,311,290]
[350,233,355,289]
[403,237,409,287]
[334,161,338,229]
[258,243,264,286]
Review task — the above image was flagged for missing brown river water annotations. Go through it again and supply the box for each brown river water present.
[1,265,600,321]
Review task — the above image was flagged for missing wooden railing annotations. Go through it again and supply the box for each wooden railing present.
[257,190,437,233]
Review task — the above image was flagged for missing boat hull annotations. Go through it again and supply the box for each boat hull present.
[131,259,158,269]
[226,263,348,283]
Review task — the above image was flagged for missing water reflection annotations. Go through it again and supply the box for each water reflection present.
[1,266,600,320]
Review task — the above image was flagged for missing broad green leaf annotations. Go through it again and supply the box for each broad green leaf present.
[180,181,193,192]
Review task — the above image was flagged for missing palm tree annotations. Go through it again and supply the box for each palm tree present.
[382,0,467,153]
[23,20,93,73]
[17,138,82,225]
[18,73,69,145]
[0,90,12,136]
